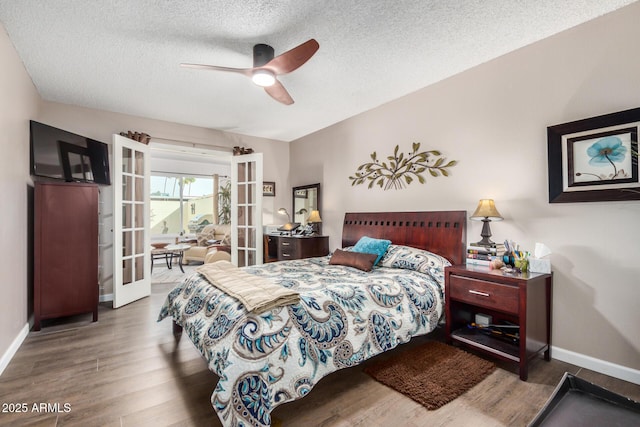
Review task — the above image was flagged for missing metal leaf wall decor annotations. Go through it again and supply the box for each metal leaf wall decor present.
[349,142,457,190]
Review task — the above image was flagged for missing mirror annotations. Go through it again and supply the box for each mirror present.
[292,183,321,232]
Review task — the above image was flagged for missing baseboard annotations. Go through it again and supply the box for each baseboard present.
[99,293,113,303]
[552,345,640,386]
[0,323,29,377]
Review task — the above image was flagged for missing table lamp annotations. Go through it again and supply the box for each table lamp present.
[307,210,322,235]
[470,199,503,247]
[277,208,299,234]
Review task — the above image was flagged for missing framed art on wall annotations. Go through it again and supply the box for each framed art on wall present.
[263,181,275,197]
[548,107,640,203]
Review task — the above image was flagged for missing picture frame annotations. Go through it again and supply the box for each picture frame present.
[263,181,275,197]
[547,107,640,203]
[294,189,308,198]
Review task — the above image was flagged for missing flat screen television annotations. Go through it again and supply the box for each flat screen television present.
[30,121,111,185]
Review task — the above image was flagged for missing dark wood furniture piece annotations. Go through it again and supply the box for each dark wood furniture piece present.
[34,181,99,331]
[341,211,467,265]
[263,235,279,263]
[444,264,553,380]
[269,234,330,261]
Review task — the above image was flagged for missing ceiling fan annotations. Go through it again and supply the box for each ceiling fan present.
[181,39,319,105]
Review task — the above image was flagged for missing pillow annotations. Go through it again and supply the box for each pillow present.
[221,233,231,246]
[378,244,451,282]
[352,236,392,266]
[197,224,217,246]
[329,249,378,272]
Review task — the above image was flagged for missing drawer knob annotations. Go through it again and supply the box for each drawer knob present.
[282,242,290,246]
[468,290,490,297]
[282,253,291,257]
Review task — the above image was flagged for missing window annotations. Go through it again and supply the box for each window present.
[150,174,227,237]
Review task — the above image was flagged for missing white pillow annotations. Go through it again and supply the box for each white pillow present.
[378,244,451,282]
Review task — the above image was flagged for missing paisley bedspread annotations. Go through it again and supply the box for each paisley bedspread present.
[158,251,447,427]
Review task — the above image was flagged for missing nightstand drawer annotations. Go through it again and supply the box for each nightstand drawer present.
[449,275,518,314]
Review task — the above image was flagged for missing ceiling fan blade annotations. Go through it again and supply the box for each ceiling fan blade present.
[264,79,294,105]
[180,63,253,77]
[264,39,319,75]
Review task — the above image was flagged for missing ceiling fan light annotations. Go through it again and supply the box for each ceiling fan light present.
[252,69,276,87]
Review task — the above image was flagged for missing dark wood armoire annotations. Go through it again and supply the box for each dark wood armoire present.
[34,181,99,330]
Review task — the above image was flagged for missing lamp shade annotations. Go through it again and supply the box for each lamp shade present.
[307,210,322,223]
[470,199,503,221]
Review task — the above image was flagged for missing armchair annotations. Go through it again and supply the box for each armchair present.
[183,224,232,264]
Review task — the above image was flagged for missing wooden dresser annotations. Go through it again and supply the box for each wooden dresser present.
[34,181,99,330]
[267,235,329,261]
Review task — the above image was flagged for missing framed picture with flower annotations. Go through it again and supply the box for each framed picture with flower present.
[548,107,640,202]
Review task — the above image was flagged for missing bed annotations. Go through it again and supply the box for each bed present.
[158,211,466,426]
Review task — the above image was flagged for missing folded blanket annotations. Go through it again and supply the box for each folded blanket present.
[196,261,300,313]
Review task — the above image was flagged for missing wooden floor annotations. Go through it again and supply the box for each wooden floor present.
[1,264,639,427]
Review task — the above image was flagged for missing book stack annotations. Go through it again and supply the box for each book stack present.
[466,243,506,267]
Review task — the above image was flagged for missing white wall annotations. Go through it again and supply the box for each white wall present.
[0,23,40,374]
[290,3,640,376]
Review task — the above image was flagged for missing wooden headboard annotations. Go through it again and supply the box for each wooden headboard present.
[341,211,467,265]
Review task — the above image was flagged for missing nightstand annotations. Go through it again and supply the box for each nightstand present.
[268,235,329,261]
[444,264,553,381]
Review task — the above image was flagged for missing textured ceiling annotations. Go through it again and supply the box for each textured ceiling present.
[0,1,636,142]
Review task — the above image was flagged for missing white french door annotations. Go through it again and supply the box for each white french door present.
[231,153,263,267]
[112,134,151,308]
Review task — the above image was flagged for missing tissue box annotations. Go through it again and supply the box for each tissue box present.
[529,258,551,274]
